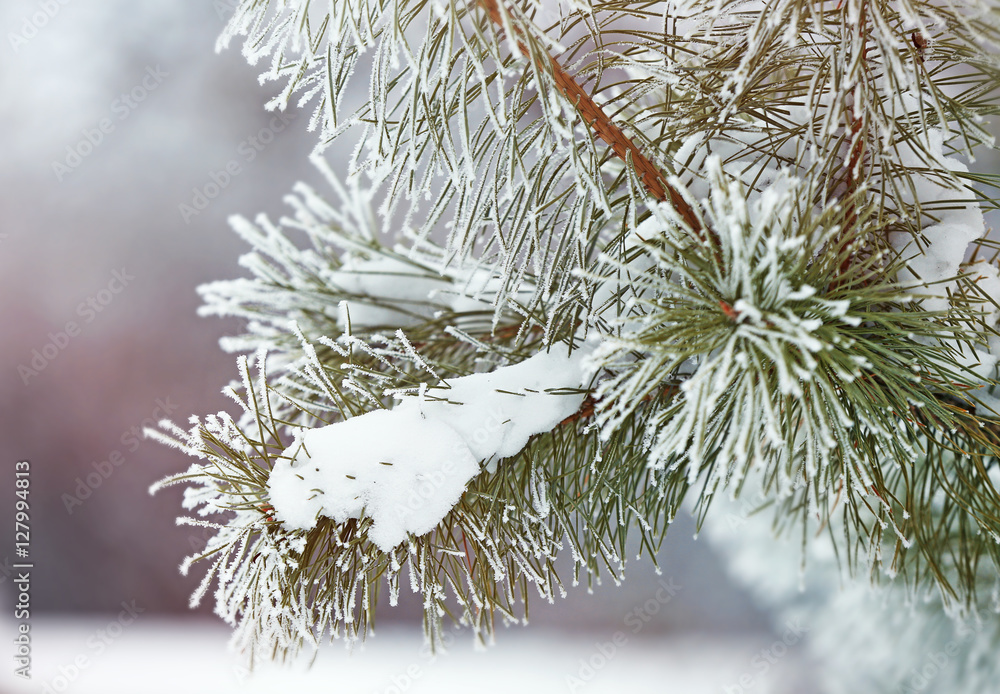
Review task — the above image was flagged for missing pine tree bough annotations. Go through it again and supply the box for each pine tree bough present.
[152,0,1000,683]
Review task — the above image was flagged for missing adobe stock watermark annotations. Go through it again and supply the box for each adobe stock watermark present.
[8,0,74,53]
[391,406,507,524]
[895,620,984,693]
[360,629,457,694]
[39,600,145,694]
[53,65,169,182]
[565,577,682,692]
[214,0,240,21]
[722,474,807,532]
[178,112,296,224]
[18,268,135,385]
[62,396,178,514]
[722,618,809,693]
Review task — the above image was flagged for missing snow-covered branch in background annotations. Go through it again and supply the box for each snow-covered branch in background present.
[701,478,1000,694]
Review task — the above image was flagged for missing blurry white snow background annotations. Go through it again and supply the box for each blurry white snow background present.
[0,617,807,694]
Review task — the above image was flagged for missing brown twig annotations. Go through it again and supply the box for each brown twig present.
[478,0,706,238]
[560,394,597,426]
[477,1,724,427]
[836,1,870,285]
[559,383,681,427]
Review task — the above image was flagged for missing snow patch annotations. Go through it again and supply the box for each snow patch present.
[267,344,592,550]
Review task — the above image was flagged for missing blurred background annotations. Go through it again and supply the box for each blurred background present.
[3,3,993,693]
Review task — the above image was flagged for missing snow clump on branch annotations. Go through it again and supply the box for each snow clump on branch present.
[267,343,592,550]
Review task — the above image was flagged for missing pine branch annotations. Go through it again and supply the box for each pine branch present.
[156,0,1000,666]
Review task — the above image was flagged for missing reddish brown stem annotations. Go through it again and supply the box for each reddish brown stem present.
[559,384,681,427]
[836,2,870,285]
[478,0,705,237]
[560,394,596,426]
[718,299,740,321]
